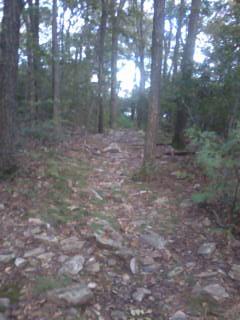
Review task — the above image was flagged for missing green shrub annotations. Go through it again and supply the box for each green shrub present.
[188,125,240,226]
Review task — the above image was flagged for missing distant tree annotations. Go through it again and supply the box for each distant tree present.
[52,0,61,133]
[109,0,126,129]
[97,0,109,133]
[143,0,165,169]
[0,0,24,174]
[172,0,201,148]
[23,0,40,121]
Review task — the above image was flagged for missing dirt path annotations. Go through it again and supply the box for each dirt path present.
[0,130,239,320]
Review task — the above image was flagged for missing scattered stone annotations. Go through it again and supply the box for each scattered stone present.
[59,255,85,276]
[111,310,127,320]
[24,247,45,258]
[0,253,15,263]
[108,259,117,267]
[115,248,134,260]
[86,261,100,274]
[141,231,167,250]
[168,266,184,278]
[229,264,240,281]
[202,284,229,302]
[130,257,139,274]
[132,288,151,302]
[122,273,131,283]
[34,233,58,244]
[14,257,27,267]
[47,284,93,306]
[28,218,45,225]
[202,217,211,227]
[170,310,187,320]
[37,252,55,262]
[154,197,169,207]
[0,298,10,309]
[0,204,5,210]
[180,199,192,208]
[197,242,216,256]
[88,282,97,289]
[0,313,7,320]
[196,271,218,278]
[60,237,85,252]
[94,221,123,250]
[103,143,121,153]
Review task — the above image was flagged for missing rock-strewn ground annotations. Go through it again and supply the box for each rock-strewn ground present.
[0,129,240,320]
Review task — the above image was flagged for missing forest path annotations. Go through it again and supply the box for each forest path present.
[0,129,239,320]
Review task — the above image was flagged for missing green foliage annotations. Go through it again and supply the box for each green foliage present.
[33,276,72,295]
[189,125,240,224]
[116,114,134,129]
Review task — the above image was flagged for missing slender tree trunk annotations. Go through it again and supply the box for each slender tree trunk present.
[109,0,126,129]
[98,0,108,133]
[137,0,146,128]
[172,0,201,149]
[143,0,165,168]
[172,0,185,79]
[0,0,24,173]
[52,0,61,133]
[25,0,40,121]
[110,11,118,128]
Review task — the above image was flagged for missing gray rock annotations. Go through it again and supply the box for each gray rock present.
[202,217,211,227]
[141,231,167,250]
[47,284,93,306]
[0,313,7,320]
[14,257,27,267]
[60,237,85,252]
[229,264,240,281]
[24,247,45,258]
[86,262,100,274]
[34,233,58,244]
[103,143,121,153]
[37,252,55,262]
[202,284,229,302]
[168,266,184,278]
[198,242,216,256]
[59,255,85,276]
[132,288,151,302]
[94,221,123,250]
[170,311,187,320]
[111,310,127,320]
[0,253,15,263]
[130,257,139,274]
[0,204,5,210]
[0,298,10,309]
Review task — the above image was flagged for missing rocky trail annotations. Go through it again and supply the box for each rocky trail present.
[0,129,240,320]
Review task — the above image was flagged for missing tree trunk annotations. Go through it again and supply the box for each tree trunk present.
[172,0,185,79]
[0,0,23,174]
[172,0,201,149]
[97,0,108,134]
[24,0,40,121]
[143,0,165,168]
[137,0,146,129]
[52,0,61,133]
[109,0,126,129]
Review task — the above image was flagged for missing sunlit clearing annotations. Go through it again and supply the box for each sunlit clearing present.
[117,60,140,97]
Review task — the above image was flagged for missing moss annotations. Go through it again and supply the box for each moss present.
[33,276,72,296]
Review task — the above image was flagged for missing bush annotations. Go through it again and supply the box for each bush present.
[188,125,240,227]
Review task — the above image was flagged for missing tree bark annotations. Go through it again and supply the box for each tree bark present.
[172,0,185,79]
[109,0,126,129]
[172,0,201,149]
[0,0,24,173]
[24,0,40,121]
[136,0,146,128]
[97,0,108,133]
[143,0,165,168]
[52,0,61,133]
